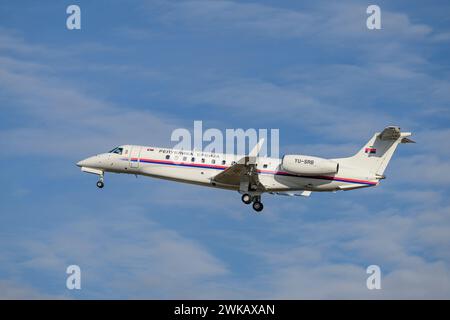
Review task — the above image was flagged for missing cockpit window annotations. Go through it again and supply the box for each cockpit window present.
[109,147,123,155]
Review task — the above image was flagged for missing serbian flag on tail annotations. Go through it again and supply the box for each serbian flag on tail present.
[365,147,376,154]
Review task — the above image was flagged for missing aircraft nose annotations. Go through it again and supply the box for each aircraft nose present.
[76,155,103,168]
[76,159,86,167]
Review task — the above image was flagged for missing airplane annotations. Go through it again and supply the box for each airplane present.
[76,126,414,212]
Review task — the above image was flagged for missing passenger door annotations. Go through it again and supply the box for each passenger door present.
[129,146,141,168]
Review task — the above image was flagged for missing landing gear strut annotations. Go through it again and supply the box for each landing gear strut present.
[96,175,104,189]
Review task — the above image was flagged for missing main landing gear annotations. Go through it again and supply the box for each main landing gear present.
[241,194,252,204]
[241,193,264,212]
[96,175,104,189]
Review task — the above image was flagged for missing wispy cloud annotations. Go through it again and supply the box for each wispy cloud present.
[0,29,181,158]
[2,207,230,299]
[1,1,449,299]
[154,1,433,41]
[0,280,65,299]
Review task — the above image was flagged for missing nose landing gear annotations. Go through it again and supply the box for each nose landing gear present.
[96,174,104,189]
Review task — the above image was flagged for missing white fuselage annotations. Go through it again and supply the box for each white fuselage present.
[77,145,379,192]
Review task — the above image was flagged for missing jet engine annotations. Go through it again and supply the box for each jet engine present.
[281,155,339,175]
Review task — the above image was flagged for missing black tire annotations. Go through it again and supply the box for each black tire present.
[96,181,104,188]
[241,194,252,204]
[252,201,263,212]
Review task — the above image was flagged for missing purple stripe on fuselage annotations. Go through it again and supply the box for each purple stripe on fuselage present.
[123,158,377,186]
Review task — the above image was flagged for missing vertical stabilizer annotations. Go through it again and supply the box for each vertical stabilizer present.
[337,126,414,175]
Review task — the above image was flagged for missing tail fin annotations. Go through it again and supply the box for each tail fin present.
[338,126,414,176]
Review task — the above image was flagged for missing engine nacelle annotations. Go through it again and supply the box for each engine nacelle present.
[281,155,339,175]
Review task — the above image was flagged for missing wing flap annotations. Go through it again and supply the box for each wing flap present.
[212,139,265,190]
[212,162,247,186]
[269,191,312,197]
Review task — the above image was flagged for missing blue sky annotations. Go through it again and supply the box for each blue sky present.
[1,0,450,298]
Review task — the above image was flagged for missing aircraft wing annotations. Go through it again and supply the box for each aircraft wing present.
[212,157,252,185]
[212,139,265,191]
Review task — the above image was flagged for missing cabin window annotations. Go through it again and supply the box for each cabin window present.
[165,155,170,160]
[201,158,205,163]
[211,159,216,164]
[263,164,268,168]
[191,157,195,162]
[109,147,123,155]
[183,156,187,161]
[222,160,226,165]
[231,161,236,165]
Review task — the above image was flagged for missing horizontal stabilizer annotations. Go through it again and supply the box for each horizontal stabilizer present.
[401,137,415,143]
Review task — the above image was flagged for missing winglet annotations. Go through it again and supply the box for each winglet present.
[249,138,265,157]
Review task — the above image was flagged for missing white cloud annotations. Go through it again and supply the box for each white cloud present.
[390,155,450,186]
[246,203,450,298]
[0,30,181,158]
[0,280,65,299]
[155,1,433,42]
[10,209,230,299]
[188,77,393,138]
[1,2,449,300]
[431,32,450,42]
[158,0,315,38]
[0,28,48,55]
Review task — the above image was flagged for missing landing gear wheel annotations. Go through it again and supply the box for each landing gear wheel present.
[252,201,263,212]
[241,194,252,204]
[96,180,104,188]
